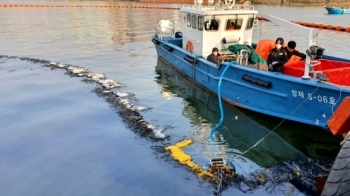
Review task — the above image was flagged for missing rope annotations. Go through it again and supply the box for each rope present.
[208,60,322,157]
[193,56,204,80]
[237,85,321,157]
[207,62,324,176]
[318,80,350,89]
[341,131,350,146]
[214,169,224,196]
[326,85,344,124]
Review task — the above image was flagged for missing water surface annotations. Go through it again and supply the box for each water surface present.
[0,1,348,195]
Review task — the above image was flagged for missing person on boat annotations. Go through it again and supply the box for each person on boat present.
[285,41,306,61]
[267,37,288,72]
[207,47,221,64]
[227,21,235,30]
[208,19,219,30]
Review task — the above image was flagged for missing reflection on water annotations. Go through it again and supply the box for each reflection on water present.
[154,58,341,168]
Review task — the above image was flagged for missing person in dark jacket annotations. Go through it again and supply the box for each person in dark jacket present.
[285,41,306,61]
[267,37,288,72]
[207,47,221,64]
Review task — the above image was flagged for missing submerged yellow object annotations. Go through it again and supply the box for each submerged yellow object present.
[165,139,216,179]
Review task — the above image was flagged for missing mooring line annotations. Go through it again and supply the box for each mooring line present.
[206,60,323,176]
[237,85,321,158]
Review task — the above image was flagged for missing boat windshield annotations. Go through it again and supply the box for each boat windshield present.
[246,18,254,30]
[204,19,220,31]
[198,16,204,31]
[226,19,243,30]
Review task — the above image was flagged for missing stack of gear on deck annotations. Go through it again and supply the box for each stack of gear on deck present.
[227,44,267,66]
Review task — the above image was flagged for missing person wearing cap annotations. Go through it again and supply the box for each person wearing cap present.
[207,47,221,64]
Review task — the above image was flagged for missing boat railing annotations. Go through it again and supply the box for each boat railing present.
[181,4,254,11]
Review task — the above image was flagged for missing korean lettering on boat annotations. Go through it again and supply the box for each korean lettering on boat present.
[291,89,336,105]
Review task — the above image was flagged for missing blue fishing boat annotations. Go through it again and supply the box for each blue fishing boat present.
[324,5,350,14]
[152,0,350,136]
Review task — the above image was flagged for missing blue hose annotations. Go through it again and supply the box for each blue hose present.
[209,62,232,142]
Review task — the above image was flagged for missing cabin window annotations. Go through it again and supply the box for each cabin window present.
[198,16,203,31]
[246,18,254,30]
[192,15,197,29]
[226,19,243,30]
[204,19,219,31]
[187,14,191,27]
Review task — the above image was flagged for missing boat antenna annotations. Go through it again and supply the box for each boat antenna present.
[259,15,262,41]
[314,31,319,46]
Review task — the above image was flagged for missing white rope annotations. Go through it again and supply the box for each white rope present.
[318,80,350,89]
[237,85,321,158]
[326,85,344,124]
[341,131,350,146]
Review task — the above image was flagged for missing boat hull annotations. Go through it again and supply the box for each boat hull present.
[152,36,350,130]
[325,6,350,14]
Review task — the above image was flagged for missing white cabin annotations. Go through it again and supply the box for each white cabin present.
[179,1,259,58]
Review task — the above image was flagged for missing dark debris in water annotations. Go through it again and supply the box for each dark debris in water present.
[150,142,333,195]
[221,160,332,195]
[94,87,170,141]
[0,55,168,142]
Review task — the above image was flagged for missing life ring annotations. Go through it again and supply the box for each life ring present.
[186,41,194,52]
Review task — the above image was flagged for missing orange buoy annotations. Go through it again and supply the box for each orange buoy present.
[186,41,194,52]
[335,26,343,31]
[326,25,334,29]
[310,23,316,27]
[328,97,350,135]
[346,28,350,33]
[317,24,324,29]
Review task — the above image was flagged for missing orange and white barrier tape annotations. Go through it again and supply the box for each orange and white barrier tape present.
[0,4,180,10]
